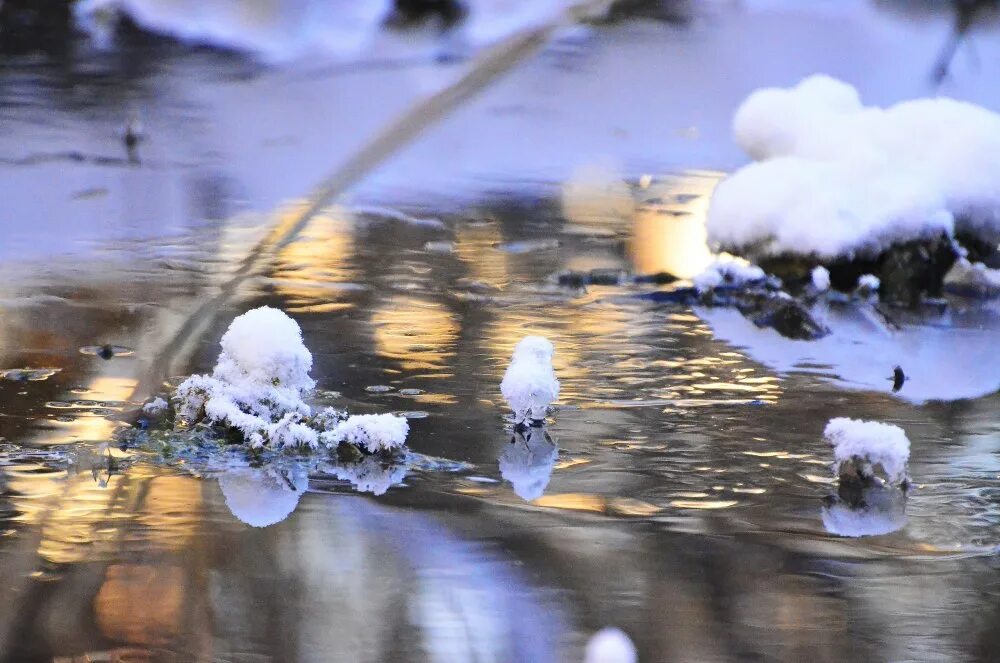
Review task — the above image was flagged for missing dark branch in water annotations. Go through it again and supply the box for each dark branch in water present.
[933,0,999,82]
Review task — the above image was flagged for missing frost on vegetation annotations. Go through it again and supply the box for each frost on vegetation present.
[708,75,1000,260]
[320,413,409,454]
[584,627,637,663]
[498,428,558,502]
[692,254,767,292]
[825,417,910,486]
[811,266,830,292]
[500,336,560,425]
[171,306,408,455]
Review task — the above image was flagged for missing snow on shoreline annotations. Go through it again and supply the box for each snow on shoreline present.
[708,75,1000,260]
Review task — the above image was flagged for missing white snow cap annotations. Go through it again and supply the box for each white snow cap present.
[825,417,910,484]
[322,413,409,454]
[692,254,766,292]
[174,306,318,449]
[811,265,830,291]
[709,75,1000,259]
[500,336,560,424]
[142,397,168,415]
[584,627,637,663]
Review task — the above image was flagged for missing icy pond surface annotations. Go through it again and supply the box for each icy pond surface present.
[2,2,1000,662]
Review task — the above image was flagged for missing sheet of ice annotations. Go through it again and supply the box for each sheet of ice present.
[584,627,638,663]
[708,75,1000,259]
[328,456,408,496]
[174,306,318,448]
[825,417,910,484]
[821,486,907,538]
[217,463,309,527]
[695,304,1000,403]
[498,429,558,501]
[500,336,560,424]
[811,266,830,291]
[692,254,767,292]
[321,413,409,453]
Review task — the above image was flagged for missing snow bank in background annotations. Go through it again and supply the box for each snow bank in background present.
[708,75,1000,259]
[692,254,767,292]
[500,336,560,424]
[218,463,309,527]
[175,306,318,449]
[584,627,637,663]
[321,413,409,454]
[498,430,558,501]
[825,417,910,484]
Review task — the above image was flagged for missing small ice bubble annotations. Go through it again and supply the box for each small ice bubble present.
[584,627,637,663]
[825,417,910,485]
[500,336,560,425]
[811,265,830,291]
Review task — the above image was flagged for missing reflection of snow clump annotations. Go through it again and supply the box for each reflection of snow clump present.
[500,336,560,425]
[498,430,558,501]
[821,485,907,538]
[825,417,910,485]
[174,307,318,449]
[218,463,309,528]
[330,456,408,496]
[584,627,637,663]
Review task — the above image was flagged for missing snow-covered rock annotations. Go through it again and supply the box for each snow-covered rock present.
[584,627,637,663]
[691,254,767,292]
[824,417,910,485]
[142,397,169,416]
[944,258,1000,297]
[321,413,410,454]
[708,75,1000,260]
[500,336,560,425]
[174,306,318,449]
[498,428,558,501]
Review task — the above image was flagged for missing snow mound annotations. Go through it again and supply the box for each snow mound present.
[692,254,767,292]
[142,397,168,415]
[708,75,1000,259]
[824,417,910,485]
[321,413,410,454]
[811,266,830,291]
[498,430,558,501]
[174,306,318,449]
[218,463,309,528]
[500,336,560,424]
[584,627,637,663]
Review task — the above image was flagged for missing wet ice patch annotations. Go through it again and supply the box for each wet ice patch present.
[709,75,1000,259]
[500,336,560,425]
[825,417,910,485]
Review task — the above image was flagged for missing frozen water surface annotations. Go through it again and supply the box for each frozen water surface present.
[1,2,1000,662]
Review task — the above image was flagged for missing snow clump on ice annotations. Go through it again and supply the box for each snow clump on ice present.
[708,75,1000,260]
[584,627,637,663]
[321,413,409,454]
[825,417,910,485]
[500,336,560,425]
[692,254,767,292]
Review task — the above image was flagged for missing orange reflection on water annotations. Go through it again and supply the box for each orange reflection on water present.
[629,172,720,279]
[94,564,185,646]
[372,295,458,372]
